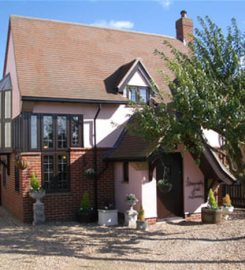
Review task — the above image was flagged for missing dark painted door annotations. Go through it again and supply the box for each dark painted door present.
[156,153,183,219]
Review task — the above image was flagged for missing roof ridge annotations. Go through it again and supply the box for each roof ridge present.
[10,15,177,40]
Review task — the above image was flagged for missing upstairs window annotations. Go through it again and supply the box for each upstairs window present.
[127,86,150,104]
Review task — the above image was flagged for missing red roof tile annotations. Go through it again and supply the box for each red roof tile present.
[9,16,187,102]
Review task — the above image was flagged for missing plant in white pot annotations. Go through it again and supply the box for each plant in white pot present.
[29,173,46,225]
[222,194,234,220]
[125,193,138,228]
[98,201,118,226]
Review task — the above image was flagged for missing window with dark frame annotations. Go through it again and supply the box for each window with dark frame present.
[123,161,129,183]
[43,153,69,193]
[127,86,150,104]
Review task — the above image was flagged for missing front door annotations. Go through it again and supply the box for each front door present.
[156,153,183,219]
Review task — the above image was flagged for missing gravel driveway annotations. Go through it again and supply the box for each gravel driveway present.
[0,207,244,270]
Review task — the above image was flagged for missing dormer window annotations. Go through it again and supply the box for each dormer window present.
[127,86,149,103]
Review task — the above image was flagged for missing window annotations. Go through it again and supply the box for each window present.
[71,116,80,146]
[43,116,54,149]
[127,86,149,103]
[43,153,69,193]
[123,162,129,182]
[57,116,68,149]
[31,115,38,149]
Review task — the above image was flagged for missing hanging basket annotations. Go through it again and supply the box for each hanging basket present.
[15,157,28,170]
[157,179,172,193]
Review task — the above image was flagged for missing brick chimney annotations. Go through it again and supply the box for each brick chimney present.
[176,10,193,44]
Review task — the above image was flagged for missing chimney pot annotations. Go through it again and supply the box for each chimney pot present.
[180,10,187,18]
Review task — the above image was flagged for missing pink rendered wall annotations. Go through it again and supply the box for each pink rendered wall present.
[33,103,133,148]
[182,150,206,214]
[4,32,21,118]
[114,162,157,218]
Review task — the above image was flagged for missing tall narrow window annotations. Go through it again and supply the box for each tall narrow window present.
[31,115,38,149]
[4,122,11,148]
[43,116,53,149]
[57,116,67,149]
[57,154,69,191]
[4,91,11,118]
[71,116,79,146]
[123,162,129,183]
[43,155,54,191]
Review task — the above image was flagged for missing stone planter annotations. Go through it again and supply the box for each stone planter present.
[125,207,138,228]
[29,190,46,225]
[98,209,118,226]
[136,220,148,230]
[201,207,223,224]
[222,206,234,220]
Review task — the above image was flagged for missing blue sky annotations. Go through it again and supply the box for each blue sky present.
[0,0,245,75]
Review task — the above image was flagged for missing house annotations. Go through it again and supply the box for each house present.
[0,11,236,223]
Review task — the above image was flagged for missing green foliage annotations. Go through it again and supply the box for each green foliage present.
[132,16,245,181]
[30,173,40,191]
[80,192,91,212]
[208,189,218,209]
[138,206,145,221]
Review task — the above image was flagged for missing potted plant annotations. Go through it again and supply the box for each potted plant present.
[157,178,172,193]
[29,173,46,202]
[15,155,28,170]
[98,201,118,226]
[136,206,148,230]
[125,193,138,228]
[222,194,234,220]
[83,168,96,179]
[77,192,97,223]
[29,173,45,225]
[201,189,223,224]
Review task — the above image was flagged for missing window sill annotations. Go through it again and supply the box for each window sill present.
[45,192,71,196]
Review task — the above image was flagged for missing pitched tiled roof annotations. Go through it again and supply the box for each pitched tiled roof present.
[9,16,187,102]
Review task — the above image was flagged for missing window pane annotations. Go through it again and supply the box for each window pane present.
[43,155,54,191]
[57,116,67,148]
[4,122,11,148]
[128,87,137,102]
[31,115,37,149]
[57,154,68,190]
[139,87,147,103]
[43,116,53,149]
[4,91,11,118]
[71,116,79,146]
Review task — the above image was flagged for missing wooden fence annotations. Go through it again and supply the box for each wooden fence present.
[222,184,245,208]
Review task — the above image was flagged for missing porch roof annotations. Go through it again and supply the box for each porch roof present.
[105,130,236,184]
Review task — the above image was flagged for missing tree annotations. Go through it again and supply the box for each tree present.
[132,17,245,181]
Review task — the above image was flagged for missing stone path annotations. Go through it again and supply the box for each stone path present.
[0,207,244,270]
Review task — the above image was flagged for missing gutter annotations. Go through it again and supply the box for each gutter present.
[93,104,101,210]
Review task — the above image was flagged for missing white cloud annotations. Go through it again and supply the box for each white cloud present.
[92,20,134,30]
[155,0,173,9]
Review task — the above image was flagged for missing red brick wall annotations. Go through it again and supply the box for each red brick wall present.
[1,154,24,221]
[18,148,114,223]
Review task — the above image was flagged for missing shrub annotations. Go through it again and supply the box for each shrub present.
[138,206,145,221]
[223,194,232,207]
[80,192,91,212]
[208,189,218,209]
[30,173,40,191]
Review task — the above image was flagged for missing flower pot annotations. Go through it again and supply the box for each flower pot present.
[15,159,28,170]
[98,209,118,226]
[222,206,234,220]
[29,190,46,203]
[77,210,97,223]
[136,220,148,230]
[158,184,172,193]
[201,207,223,224]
